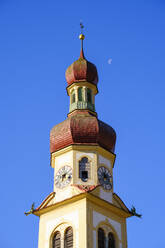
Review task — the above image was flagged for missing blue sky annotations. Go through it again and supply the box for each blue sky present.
[0,0,165,247]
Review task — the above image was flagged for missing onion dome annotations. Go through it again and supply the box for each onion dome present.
[50,111,116,154]
[65,34,98,86]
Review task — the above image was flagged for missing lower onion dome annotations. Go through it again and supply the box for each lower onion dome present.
[50,111,116,154]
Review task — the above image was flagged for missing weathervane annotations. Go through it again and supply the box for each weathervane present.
[79,22,85,51]
[80,22,84,34]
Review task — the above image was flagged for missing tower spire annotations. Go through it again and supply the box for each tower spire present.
[79,22,85,58]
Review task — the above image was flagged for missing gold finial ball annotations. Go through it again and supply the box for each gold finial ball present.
[79,34,85,40]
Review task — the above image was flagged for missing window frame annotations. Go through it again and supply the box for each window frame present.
[71,90,76,104]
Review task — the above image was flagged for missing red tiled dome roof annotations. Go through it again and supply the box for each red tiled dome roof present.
[50,111,116,154]
[65,49,98,86]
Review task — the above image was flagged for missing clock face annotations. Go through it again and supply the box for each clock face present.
[97,166,112,190]
[55,166,72,189]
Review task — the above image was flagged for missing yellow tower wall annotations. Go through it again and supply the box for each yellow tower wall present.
[87,198,128,248]
[37,194,128,248]
[37,198,87,248]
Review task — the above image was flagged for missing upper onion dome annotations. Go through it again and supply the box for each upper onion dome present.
[65,34,98,86]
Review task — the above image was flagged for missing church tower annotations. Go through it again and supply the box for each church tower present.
[33,33,133,248]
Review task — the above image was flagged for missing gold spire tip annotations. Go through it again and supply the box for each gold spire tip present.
[79,34,85,40]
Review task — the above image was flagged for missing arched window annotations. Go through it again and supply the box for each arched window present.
[79,157,90,182]
[71,91,75,103]
[53,231,61,248]
[78,87,83,101]
[98,228,105,248]
[64,227,73,248]
[87,88,92,103]
[108,232,115,248]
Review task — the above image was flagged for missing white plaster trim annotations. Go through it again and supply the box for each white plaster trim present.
[76,151,94,161]
[100,189,113,203]
[99,155,111,169]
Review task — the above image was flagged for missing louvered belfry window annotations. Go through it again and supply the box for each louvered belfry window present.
[79,157,90,182]
[108,232,116,248]
[53,231,61,248]
[64,226,73,248]
[98,228,105,248]
[87,88,92,103]
[78,87,83,101]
